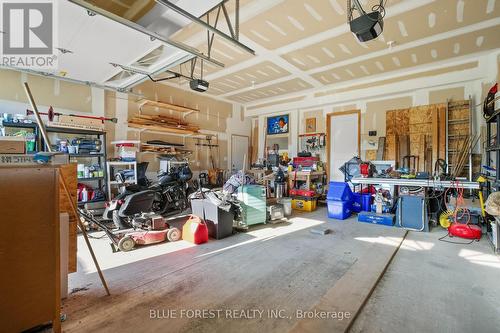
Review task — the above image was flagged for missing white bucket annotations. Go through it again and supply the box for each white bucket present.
[492,222,498,250]
[279,197,292,216]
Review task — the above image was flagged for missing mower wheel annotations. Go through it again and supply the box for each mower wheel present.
[118,236,135,252]
[167,227,181,242]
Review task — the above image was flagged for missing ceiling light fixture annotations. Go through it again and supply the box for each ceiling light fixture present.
[347,0,386,42]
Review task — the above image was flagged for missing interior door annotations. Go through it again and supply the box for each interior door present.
[231,134,249,171]
[328,111,360,181]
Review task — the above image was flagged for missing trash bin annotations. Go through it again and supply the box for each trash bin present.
[278,197,292,216]
[190,198,234,239]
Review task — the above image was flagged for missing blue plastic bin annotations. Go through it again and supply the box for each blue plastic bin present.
[358,211,395,226]
[351,193,372,213]
[327,182,353,201]
[327,200,352,220]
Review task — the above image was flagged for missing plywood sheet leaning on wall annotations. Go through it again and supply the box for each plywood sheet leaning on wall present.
[59,163,77,273]
[385,104,447,171]
[409,105,433,172]
[251,121,259,164]
[365,150,377,161]
[385,109,409,166]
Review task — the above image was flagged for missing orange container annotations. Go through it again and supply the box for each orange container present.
[182,215,208,244]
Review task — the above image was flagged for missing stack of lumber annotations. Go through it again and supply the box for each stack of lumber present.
[450,134,479,178]
[141,143,192,155]
[128,114,199,135]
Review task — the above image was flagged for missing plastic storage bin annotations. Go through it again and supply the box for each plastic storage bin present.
[327,200,352,220]
[358,211,395,226]
[351,193,372,213]
[191,199,234,239]
[278,197,292,216]
[327,182,353,201]
[292,197,317,212]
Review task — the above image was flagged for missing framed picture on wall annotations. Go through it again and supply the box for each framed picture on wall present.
[267,114,289,135]
[306,118,316,133]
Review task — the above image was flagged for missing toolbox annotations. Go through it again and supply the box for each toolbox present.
[292,196,317,212]
[358,211,395,226]
[238,185,267,227]
[289,188,316,197]
[293,156,318,167]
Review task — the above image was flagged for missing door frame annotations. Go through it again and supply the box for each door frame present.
[326,110,361,180]
[231,134,250,171]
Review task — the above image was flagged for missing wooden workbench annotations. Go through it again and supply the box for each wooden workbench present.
[288,170,325,190]
[246,168,273,180]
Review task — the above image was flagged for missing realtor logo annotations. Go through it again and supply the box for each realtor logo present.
[1,0,57,70]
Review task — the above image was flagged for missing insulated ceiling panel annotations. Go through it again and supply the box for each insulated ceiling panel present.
[239,0,403,50]
[311,25,500,85]
[281,31,386,71]
[380,0,500,46]
[315,61,479,97]
[209,61,290,95]
[282,0,500,71]
[239,0,344,50]
[227,78,313,103]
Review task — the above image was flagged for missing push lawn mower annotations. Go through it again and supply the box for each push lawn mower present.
[79,209,181,252]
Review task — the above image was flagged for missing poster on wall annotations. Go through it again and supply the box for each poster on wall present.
[267,115,289,135]
[306,118,316,133]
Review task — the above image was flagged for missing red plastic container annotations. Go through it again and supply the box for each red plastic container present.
[182,215,209,244]
[289,188,316,197]
[448,223,481,240]
[293,157,318,167]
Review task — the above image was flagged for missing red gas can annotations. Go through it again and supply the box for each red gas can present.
[182,215,209,244]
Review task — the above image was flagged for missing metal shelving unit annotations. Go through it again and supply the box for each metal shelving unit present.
[1,121,108,204]
[107,160,138,199]
[484,108,500,253]
[485,111,500,193]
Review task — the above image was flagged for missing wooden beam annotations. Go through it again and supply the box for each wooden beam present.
[128,122,198,135]
[432,107,439,172]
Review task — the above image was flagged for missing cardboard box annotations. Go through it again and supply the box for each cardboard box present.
[0,136,25,154]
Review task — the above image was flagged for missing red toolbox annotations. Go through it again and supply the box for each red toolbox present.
[293,157,318,167]
[289,188,316,197]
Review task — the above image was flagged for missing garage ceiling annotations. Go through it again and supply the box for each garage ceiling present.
[157,0,500,104]
[7,0,498,102]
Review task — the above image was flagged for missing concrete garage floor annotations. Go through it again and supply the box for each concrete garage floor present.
[352,227,500,333]
[63,207,500,332]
